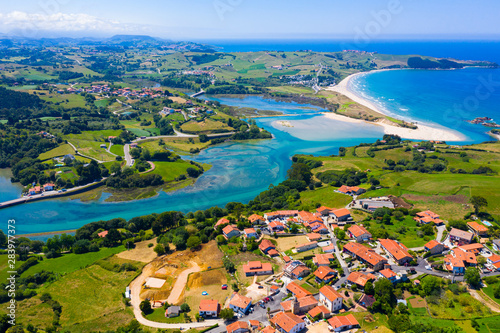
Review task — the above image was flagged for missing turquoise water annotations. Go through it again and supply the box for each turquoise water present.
[349,67,500,143]
[2,67,500,235]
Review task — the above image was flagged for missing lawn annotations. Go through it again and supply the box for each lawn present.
[181,118,233,134]
[482,276,500,305]
[300,186,353,211]
[151,160,201,182]
[366,215,434,248]
[145,307,187,323]
[38,144,75,160]
[140,137,211,153]
[65,130,121,162]
[21,246,125,278]
[427,290,493,319]
[275,236,308,252]
[110,144,124,156]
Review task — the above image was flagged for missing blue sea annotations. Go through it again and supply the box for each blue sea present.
[2,39,500,234]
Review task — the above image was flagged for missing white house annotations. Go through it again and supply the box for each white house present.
[319,285,343,312]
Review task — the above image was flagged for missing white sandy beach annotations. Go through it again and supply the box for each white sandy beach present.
[325,71,467,141]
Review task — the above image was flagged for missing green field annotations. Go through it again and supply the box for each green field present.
[110,144,124,156]
[180,118,233,134]
[65,130,122,162]
[151,161,199,182]
[367,215,434,248]
[140,137,210,153]
[21,246,126,278]
[38,144,75,160]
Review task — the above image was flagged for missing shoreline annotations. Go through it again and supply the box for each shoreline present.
[325,70,468,142]
[19,229,77,238]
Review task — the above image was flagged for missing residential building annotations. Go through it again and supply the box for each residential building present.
[319,285,343,312]
[298,211,322,226]
[281,295,318,314]
[343,242,387,271]
[268,248,280,257]
[295,241,318,253]
[229,293,252,314]
[492,239,500,252]
[242,261,273,276]
[487,254,500,271]
[458,243,483,254]
[214,218,230,230]
[259,239,276,254]
[313,253,335,267]
[226,321,250,333]
[328,314,360,332]
[307,233,322,242]
[265,210,299,220]
[43,183,55,191]
[97,230,108,238]
[271,312,305,333]
[467,222,489,237]
[337,185,366,196]
[308,305,331,320]
[424,240,445,255]
[347,225,371,243]
[314,266,337,284]
[347,271,376,288]
[223,225,241,239]
[165,306,180,318]
[330,208,352,223]
[248,214,265,224]
[244,228,258,239]
[286,282,312,299]
[449,228,474,245]
[199,299,219,318]
[249,320,260,330]
[444,247,477,275]
[414,210,444,225]
[269,220,286,232]
[379,239,413,265]
[323,244,336,253]
[316,206,333,216]
[378,268,398,283]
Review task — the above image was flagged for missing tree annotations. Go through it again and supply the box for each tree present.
[464,267,481,288]
[494,284,500,299]
[364,280,374,296]
[153,244,165,256]
[0,230,6,247]
[186,236,201,250]
[139,300,153,315]
[470,196,488,214]
[219,308,234,320]
[180,303,191,313]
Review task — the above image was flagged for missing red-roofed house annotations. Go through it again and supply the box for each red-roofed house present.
[314,266,337,284]
[269,220,285,232]
[244,228,258,239]
[229,293,252,314]
[226,321,250,333]
[313,253,335,267]
[337,185,366,196]
[379,239,413,265]
[286,282,312,299]
[199,299,219,318]
[308,305,331,320]
[424,240,445,255]
[347,271,376,288]
[487,255,500,271]
[214,218,230,230]
[307,233,322,242]
[271,311,305,333]
[43,183,55,191]
[347,225,371,243]
[223,225,241,239]
[98,230,108,238]
[467,222,489,237]
[316,206,333,216]
[328,314,360,332]
[343,242,387,271]
[242,261,273,276]
[319,285,343,312]
[331,208,352,222]
[296,241,318,253]
[378,268,398,283]
[248,214,265,224]
[259,239,276,254]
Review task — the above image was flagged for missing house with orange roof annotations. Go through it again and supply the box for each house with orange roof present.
[198,299,219,318]
[226,321,250,333]
[243,228,258,239]
[378,268,398,283]
[242,261,273,276]
[330,208,352,223]
[296,241,318,253]
[467,222,489,237]
[424,240,445,255]
[458,243,483,254]
[97,230,108,238]
[43,183,55,191]
[347,271,377,288]
[316,206,333,216]
[281,295,318,314]
[214,217,230,230]
[313,253,335,267]
[307,233,322,242]
[223,225,241,240]
[286,281,312,299]
[328,314,360,332]
[269,220,286,232]
[487,254,500,271]
[28,186,42,195]
[347,225,371,243]
[308,305,331,320]
[261,326,276,333]
[229,293,252,314]
[298,211,322,225]
[379,239,413,265]
[248,214,265,224]
[309,222,329,234]
[444,247,477,275]
[259,239,276,254]
[336,185,366,196]
[248,320,260,330]
[343,242,387,271]
[283,255,292,263]
[319,285,344,312]
[270,311,305,333]
[314,266,337,284]
[323,243,336,253]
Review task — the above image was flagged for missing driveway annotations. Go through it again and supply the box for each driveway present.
[166,261,201,305]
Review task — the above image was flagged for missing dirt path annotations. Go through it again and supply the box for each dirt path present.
[469,287,500,313]
[166,261,201,305]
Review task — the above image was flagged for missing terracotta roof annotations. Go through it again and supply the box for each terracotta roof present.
[449,228,474,241]
[286,282,312,298]
[243,261,273,274]
[347,271,376,287]
[296,241,318,250]
[222,224,240,236]
[313,253,335,266]
[249,320,260,327]
[261,326,276,333]
[291,265,310,277]
[338,185,361,194]
[199,299,219,312]
[226,321,249,333]
[248,214,264,223]
[307,233,322,241]
[323,244,336,252]
[244,228,257,234]
[215,218,230,228]
[328,314,359,329]
[343,242,387,267]
[319,285,343,302]
[259,239,276,251]
[379,268,397,279]
[458,243,483,253]
[229,293,252,309]
[488,254,500,263]
[308,305,330,318]
[98,230,108,238]
[467,222,489,232]
[299,211,322,223]
[271,312,304,333]
[379,239,413,262]
[314,266,336,280]
[268,249,279,256]
[348,225,370,238]
[416,210,440,219]
[331,208,351,217]
[424,240,441,250]
[269,221,285,229]
[316,206,333,213]
[283,255,291,263]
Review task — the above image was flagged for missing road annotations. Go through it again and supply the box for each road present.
[166,262,201,304]
[123,143,134,167]
[67,141,106,163]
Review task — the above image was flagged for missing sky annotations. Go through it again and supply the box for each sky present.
[0,0,499,41]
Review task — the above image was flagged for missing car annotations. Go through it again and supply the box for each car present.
[258,285,264,289]
[259,302,265,308]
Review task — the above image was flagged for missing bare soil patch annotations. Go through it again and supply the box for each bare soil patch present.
[409,296,427,308]
[116,238,158,263]
[402,194,468,205]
